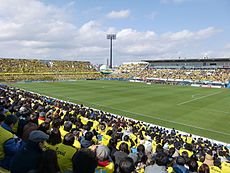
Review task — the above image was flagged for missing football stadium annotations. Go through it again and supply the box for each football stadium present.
[1,1,230,173]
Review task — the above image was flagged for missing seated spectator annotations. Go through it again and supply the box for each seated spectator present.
[198,163,210,173]
[108,138,118,158]
[1,114,18,134]
[173,156,189,173]
[46,128,62,147]
[16,106,31,138]
[80,131,94,148]
[38,122,50,134]
[210,158,222,173]
[10,130,49,173]
[36,149,61,173]
[95,145,114,173]
[114,143,130,172]
[60,121,72,139]
[72,148,97,173]
[0,106,6,123]
[0,115,18,160]
[204,151,214,166]
[38,112,46,125]
[0,115,19,170]
[22,114,38,140]
[145,152,168,173]
[188,159,198,172]
[119,157,135,173]
[136,144,148,172]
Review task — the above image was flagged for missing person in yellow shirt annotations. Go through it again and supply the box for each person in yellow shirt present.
[71,128,81,150]
[100,130,112,146]
[116,135,133,151]
[221,161,230,173]
[55,133,77,173]
[209,158,222,173]
[60,121,72,139]
[0,115,18,170]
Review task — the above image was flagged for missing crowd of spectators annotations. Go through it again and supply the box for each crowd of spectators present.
[114,63,148,77]
[0,58,102,82]
[0,84,230,173]
[137,69,230,83]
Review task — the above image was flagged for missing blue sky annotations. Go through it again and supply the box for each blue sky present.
[0,0,229,65]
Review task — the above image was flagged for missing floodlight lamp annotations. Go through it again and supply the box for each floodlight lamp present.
[107,34,116,40]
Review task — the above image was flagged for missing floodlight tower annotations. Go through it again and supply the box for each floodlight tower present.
[107,34,116,69]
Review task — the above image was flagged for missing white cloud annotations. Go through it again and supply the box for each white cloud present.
[106,10,130,19]
[195,27,221,39]
[162,27,220,41]
[0,0,224,65]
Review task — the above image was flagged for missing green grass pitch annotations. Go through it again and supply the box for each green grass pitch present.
[10,80,230,143]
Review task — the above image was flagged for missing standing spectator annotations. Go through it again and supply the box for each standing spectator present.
[72,148,97,173]
[119,157,136,173]
[198,163,210,173]
[114,143,130,172]
[95,145,114,173]
[80,131,94,148]
[10,130,49,173]
[55,133,77,173]
[0,115,19,169]
[0,115,18,160]
[22,114,38,140]
[36,149,61,173]
[0,106,6,123]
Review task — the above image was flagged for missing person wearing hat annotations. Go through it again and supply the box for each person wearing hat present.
[10,130,49,173]
[95,145,115,173]
[0,114,18,160]
[38,112,46,125]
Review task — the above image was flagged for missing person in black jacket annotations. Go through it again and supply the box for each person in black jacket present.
[10,130,49,173]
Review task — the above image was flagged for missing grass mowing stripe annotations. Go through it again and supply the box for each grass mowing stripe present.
[177,91,223,105]
[10,80,230,143]
[31,90,230,137]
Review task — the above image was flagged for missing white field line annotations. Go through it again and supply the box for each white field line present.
[177,91,222,106]
[46,92,230,137]
[17,87,230,141]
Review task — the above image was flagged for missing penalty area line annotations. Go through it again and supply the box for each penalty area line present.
[177,91,222,106]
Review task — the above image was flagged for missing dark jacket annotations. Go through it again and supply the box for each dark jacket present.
[113,151,128,167]
[0,138,25,170]
[10,141,43,173]
[173,164,189,173]
[80,137,94,148]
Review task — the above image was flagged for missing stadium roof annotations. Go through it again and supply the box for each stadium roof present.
[142,58,230,63]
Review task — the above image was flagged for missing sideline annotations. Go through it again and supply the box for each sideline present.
[12,87,230,144]
[50,93,230,137]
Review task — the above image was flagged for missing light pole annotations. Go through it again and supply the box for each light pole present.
[107,34,116,69]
